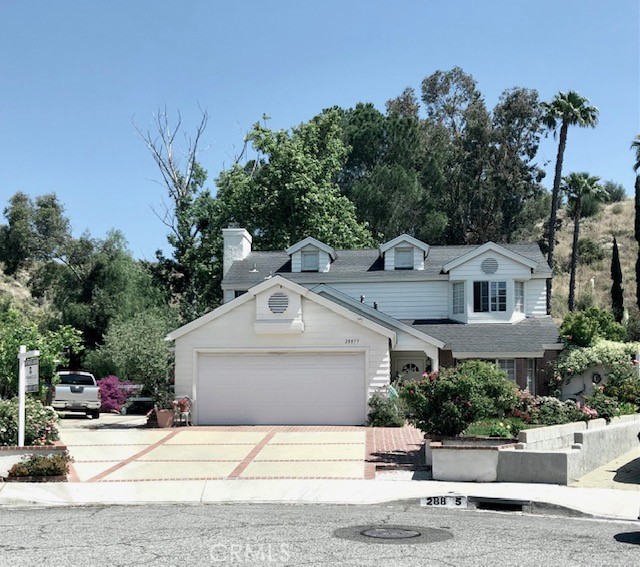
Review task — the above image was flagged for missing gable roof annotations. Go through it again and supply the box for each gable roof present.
[442,242,538,272]
[312,284,445,349]
[410,317,562,357]
[223,243,551,288]
[285,237,337,260]
[166,275,396,344]
[379,234,430,254]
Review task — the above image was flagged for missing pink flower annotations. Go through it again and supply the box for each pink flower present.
[465,401,471,407]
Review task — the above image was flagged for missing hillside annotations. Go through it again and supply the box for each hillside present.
[551,198,637,320]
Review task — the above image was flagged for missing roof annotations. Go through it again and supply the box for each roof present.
[285,237,337,260]
[410,317,562,357]
[312,284,445,349]
[223,243,552,288]
[379,234,430,254]
[166,275,396,344]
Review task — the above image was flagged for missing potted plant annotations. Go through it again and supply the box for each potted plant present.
[5,451,73,482]
[147,384,175,428]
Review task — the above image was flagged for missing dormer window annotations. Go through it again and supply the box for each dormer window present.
[394,247,413,270]
[301,251,319,272]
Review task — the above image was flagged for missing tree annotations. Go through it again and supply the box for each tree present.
[216,109,373,250]
[0,193,70,276]
[137,109,219,321]
[632,135,640,309]
[541,91,599,309]
[0,307,82,398]
[562,172,606,311]
[611,237,624,323]
[86,309,174,392]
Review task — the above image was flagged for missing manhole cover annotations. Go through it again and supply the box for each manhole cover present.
[334,525,453,545]
[361,528,421,540]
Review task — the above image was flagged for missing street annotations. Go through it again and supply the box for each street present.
[0,503,637,566]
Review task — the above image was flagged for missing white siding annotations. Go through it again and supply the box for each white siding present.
[526,278,547,316]
[223,290,235,304]
[448,250,533,280]
[322,281,449,320]
[413,247,425,270]
[383,246,425,271]
[173,295,391,421]
[291,247,331,273]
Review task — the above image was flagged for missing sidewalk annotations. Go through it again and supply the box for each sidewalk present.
[0,478,638,521]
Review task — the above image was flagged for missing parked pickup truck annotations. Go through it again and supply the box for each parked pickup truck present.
[50,371,101,419]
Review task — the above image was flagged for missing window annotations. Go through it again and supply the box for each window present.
[515,281,524,313]
[526,358,536,394]
[394,247,413,270]
[473,281,506,312]
[452,282,465,315]
[301,251,319,272]
[234,290,247,298]
[496,359,516,382]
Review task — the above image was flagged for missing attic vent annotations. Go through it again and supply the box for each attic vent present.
[481,257,499,275]
[268,292,289,314]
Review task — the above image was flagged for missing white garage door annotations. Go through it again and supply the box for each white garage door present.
[196,352,366,425]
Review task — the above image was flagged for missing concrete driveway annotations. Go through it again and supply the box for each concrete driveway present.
[57,414,425,482]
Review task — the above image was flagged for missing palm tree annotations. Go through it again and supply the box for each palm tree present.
[541,92,599,311]
[563,172,606,311]
[632,135,640,309]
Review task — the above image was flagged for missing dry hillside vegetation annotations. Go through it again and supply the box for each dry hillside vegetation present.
[552,198,637,319]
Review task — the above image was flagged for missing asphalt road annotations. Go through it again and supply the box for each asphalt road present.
[0,503,637,566]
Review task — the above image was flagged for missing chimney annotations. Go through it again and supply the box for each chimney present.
[222,226,252,277]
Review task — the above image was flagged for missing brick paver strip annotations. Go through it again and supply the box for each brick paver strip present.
[227,431,276,479]
[86,430,180,482]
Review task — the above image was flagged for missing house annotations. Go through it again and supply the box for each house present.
[166,227,563,425]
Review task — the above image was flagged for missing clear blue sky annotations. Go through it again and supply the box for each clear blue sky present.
[1,1,638,259]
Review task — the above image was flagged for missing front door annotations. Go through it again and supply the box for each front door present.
[392,354,430,383]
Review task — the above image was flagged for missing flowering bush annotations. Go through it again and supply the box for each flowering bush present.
[399,361,518,437]
[583,387,621,422]
[508,393,598,425]
[0,397,59,446]
[97,375,133,412]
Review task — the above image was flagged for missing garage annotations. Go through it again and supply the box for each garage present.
[196,352,366,425]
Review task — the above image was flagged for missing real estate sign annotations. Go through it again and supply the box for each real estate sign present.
[25,356,39,393]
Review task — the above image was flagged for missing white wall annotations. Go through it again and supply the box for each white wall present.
[321,280,449,320]
[526,278,547,316]
[173,295,391,405]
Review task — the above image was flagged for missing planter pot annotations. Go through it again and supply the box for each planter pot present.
[155,409,174,428]
[5,474,67,483]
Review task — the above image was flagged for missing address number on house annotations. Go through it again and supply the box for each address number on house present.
[344,338,360,344]
[421,495,467,508]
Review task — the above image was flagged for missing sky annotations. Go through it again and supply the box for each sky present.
[1,0,638,259]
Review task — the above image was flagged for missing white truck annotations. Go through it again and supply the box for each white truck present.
[50,371,101,419]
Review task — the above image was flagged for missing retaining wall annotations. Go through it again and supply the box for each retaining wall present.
[431,415,640,485]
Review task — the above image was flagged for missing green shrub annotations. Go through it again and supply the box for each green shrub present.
[399,361,518,437]
[7,451,73,478]
[602,181,626,203]
[611,203,624,215]
[367,392,404,427]
[577,238,605,266]
[0,397,59,446]
[465,417,527,438]
[560,307,627,347]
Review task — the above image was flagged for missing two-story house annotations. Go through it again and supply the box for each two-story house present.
[167,227,563,425]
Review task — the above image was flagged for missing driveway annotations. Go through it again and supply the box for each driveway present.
[57,415,425,482]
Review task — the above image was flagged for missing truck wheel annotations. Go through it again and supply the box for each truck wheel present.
[91,409,100,419]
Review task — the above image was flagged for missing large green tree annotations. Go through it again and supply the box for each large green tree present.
[0,193,70,275]
[541,91,599,308]
[562,172,606,311]
[216,109,373,250]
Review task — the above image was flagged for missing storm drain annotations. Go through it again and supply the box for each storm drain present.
[334,525,453,545]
